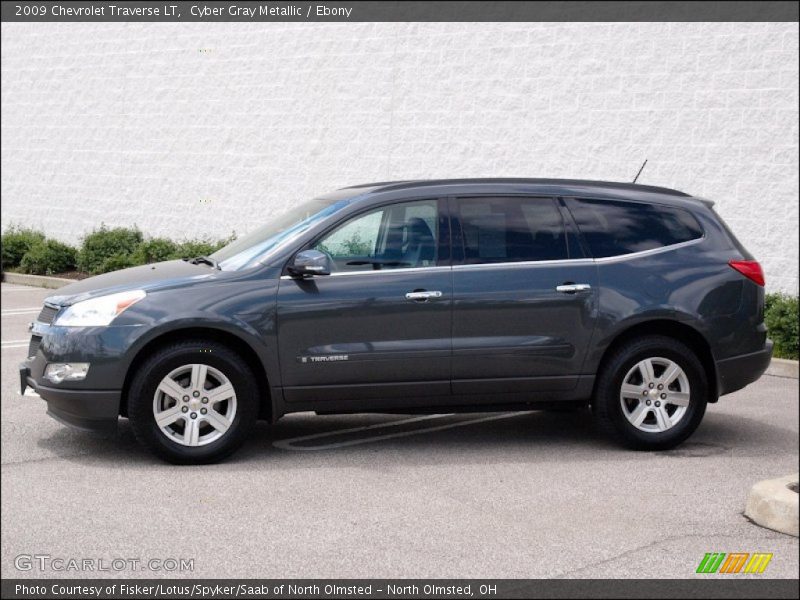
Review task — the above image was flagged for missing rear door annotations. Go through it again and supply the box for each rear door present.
[450,195,598,397]
[276,198,453,408]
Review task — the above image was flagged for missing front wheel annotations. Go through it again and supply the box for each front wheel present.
[128,340,259,464]
[593,336,708,450]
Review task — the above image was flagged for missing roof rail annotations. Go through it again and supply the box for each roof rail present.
[340,180,415,190]
[365,178,691,197]
[692,196,716,208]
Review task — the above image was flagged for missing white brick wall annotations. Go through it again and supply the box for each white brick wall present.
[1,22,798,292]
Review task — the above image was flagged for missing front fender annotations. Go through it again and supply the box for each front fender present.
[114,272,281,387]
[120,313,276,376]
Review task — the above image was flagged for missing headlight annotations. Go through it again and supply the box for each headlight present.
[53,290,146,327]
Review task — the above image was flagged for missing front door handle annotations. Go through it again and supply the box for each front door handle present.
[556,283,592,293]
[405,290,443,302]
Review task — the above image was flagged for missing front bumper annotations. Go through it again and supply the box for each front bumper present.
[716,339,774,397]
[20,364,119,433]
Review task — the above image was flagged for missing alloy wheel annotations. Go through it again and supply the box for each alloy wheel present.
[152,363,237,446]
[619,356,690,433]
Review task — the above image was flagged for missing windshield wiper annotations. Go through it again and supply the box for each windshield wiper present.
[185,255,220,270]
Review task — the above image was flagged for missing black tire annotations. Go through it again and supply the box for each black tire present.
[592,336,708,450]
[128,340,259,464]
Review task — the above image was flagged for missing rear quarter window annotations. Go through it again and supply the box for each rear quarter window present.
[565,198,703,258]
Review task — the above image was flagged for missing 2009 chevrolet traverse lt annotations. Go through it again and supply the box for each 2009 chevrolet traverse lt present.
[20,179,773,463]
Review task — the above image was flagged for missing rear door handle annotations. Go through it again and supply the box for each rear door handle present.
[405,290,443,301]
[556,283,592,293]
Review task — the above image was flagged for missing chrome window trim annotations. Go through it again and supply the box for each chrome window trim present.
[279,265,451,280]
[329,265,451,277]
[451,237,704,271]
[452,258,595,271]
[279,237,704,279]
[591,237,703,264]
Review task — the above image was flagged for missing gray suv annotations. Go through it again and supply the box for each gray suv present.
[19,179,773,463]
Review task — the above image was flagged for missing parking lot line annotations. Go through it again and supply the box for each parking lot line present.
[1,340,29,349]
[273,411,526,451]
[1,308,40,315]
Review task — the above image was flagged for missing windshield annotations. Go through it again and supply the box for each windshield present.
[211,195,354,271]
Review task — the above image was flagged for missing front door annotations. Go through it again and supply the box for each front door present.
[449,195,598,397]
[277,198,452,409]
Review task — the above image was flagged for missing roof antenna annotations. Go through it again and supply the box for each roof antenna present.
[632,159,648,184]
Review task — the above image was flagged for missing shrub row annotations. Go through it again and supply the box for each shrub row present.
[1,226,46,271]
[1,225,234,276]
[765,293,799,360]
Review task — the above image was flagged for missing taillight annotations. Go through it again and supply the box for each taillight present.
[728,259,765,286]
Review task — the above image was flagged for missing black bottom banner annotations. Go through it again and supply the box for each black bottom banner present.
[2,579,799,599]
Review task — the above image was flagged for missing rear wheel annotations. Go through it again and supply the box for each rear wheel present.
[593,336,708,450]
[128,340,259,464]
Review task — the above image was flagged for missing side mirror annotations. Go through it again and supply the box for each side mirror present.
[289,249,331,277]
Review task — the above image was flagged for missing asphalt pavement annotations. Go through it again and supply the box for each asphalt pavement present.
[1,282,798,579]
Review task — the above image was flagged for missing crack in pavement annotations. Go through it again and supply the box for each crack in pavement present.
[1,451,96,467]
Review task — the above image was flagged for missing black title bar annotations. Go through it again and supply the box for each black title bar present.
[1,1,798,22]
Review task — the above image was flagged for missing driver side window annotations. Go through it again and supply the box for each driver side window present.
[314,199,439,272]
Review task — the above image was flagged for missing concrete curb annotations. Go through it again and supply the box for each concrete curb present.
[766,358,799,379]
[745,473,799,537]
[1,272,73,289]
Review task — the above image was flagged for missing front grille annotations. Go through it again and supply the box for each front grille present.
[37,304,58,324]
[27,335,42,358]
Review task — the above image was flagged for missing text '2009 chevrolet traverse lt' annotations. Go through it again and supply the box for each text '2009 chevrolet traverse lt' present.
[20,179,773,463]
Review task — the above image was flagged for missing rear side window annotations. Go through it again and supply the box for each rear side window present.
[455,197,569,264]
[565,198,703,258]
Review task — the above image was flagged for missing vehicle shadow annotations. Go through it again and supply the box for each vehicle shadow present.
[35,406,797,469]
[35,409,597,466]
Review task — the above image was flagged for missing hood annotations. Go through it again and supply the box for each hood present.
[45,260,221,306]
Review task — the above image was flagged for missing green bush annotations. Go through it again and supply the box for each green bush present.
[133,237,178,264]
[1,226,236,275]
[18,239,77,275]
[765,293,799,360]
[78,225,143,274]
[1,226,46,270]
[99,253,138,273]
[173,235,232,259]
[173,240,218,259]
